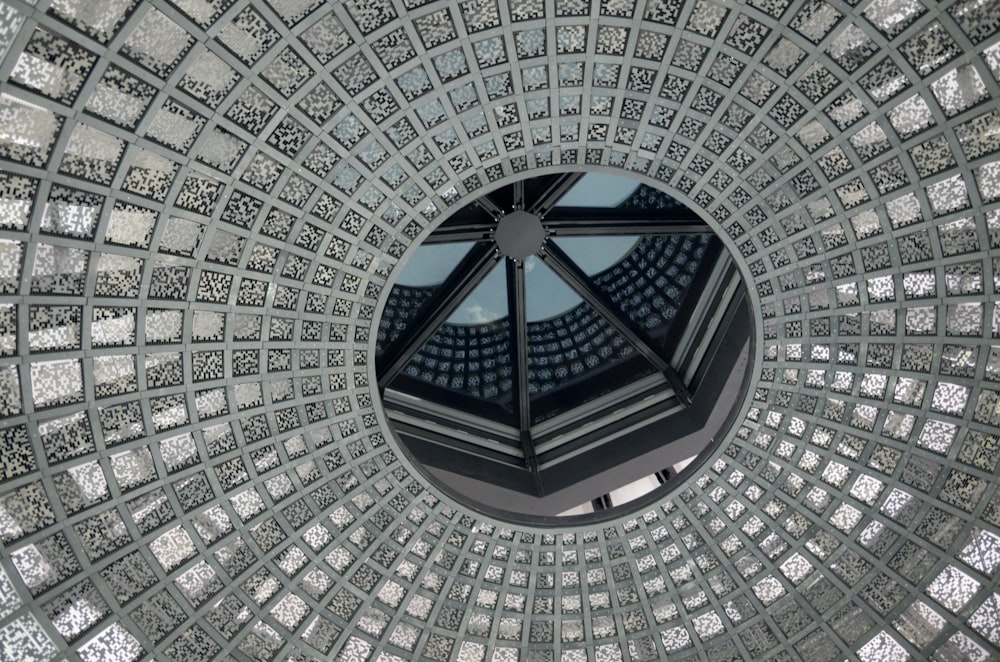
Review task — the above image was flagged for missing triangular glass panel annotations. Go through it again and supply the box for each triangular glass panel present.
[551,236,640,277]
[524,256,582,322]
[396,241,476,286]
[447,260,506,325]
[377,241,476,353]
[524,258,660,425]
[575,234,720,341]
[556,173,640,207]
[391,260,515,424]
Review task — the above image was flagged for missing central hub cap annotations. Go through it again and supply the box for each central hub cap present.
[495,210,544,259]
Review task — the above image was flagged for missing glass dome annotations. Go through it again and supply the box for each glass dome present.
[376,175,750,512]
[0,1,997,660]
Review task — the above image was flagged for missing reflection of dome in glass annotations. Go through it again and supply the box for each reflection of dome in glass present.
[0,1,998,660]
[376,174,751,510]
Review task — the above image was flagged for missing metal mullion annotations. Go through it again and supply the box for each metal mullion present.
[476,194,506,220]
[672,253,738,365]
[679,272,747,384]
[544,220,710,237]
[391,420,525,463]
[506,258,544,496]
[543,205,708,222]
[376,242,497,386]
[538,240,692,406]
[419,223,498,244]
[526,172,585,218]
[420,200,499,244]
[512,180,525,211]
[382,392,520,445]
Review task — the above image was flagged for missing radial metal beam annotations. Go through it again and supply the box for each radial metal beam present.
[419,203,498,244]
[506,259,531,435]
[383,388,521,446]
[420,221,496,244]
[378,242,498,386]
[542,207,710,236]
[390,420,524,463]
[512,179,525,210]
[538,241,693,406]
[506,258,545,495]
[422,208,710,243]
[475,194,506,220]
[527,172,585,218]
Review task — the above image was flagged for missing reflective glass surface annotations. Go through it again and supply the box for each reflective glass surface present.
[549,236,640,276]
[524,257,582,321]
[447,261,506,324]
[557,173,640,207]
[2,0,995,656]
[378,177,725,437]
[395,241,474,286]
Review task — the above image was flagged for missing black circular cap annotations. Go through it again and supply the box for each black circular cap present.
[495,210,544,259]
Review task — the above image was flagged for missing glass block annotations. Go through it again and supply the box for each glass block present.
[692,611,724,640]
[968,593,1000,646]
[217,7,280,65]
[888,94,934,138]
[110,448,156,490]
[261,48,313,99]
[857,630,909,662]
[30,358,83,408]
[926,565,981,613]
[11,28,96,104]
[149,526,196,572]
[0,93,63,166]
[901,21,960,77]
[300,14,351,64]
[932,64,988,117]
[863,0,924,37]
[78,622,143,662]
[946,302,983,336]
[0,615,58,660]
[121,8,192,77]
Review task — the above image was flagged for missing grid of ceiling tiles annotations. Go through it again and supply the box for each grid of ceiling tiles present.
[0,0,998,660]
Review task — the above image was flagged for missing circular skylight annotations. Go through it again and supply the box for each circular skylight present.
[376,174,752,517]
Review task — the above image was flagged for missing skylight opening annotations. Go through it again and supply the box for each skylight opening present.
[375,173,752,519]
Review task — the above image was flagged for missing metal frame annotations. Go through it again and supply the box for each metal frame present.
[375,177,737,497]
[537,239,694,406]
[505,258,544,494]
[393,292,750,498]
[423,203,710,244]
[376,241,498,386]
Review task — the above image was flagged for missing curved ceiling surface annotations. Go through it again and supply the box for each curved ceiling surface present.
[0,0,997,660]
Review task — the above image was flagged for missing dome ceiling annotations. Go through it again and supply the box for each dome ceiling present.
[0,0,997,660]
